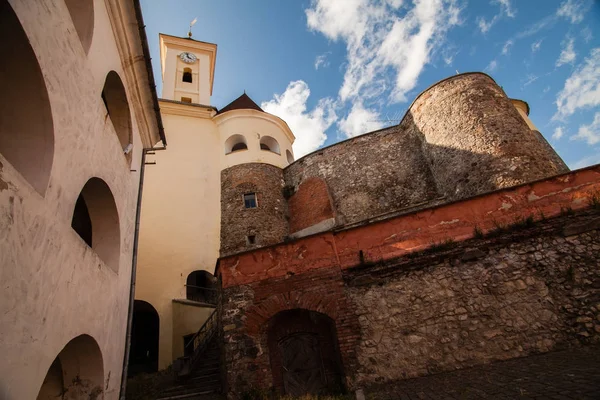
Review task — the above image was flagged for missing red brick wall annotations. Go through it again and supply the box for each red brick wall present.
[220,165,600,288]
[288,177,335,234]
[220,266,361,396]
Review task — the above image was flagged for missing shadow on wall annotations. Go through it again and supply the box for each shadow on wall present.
[284,106,568,233]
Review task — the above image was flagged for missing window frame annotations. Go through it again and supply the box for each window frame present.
[243,192,258,209]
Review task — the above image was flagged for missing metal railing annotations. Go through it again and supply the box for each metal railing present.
[185,284,218,305]
[175,309,218,378]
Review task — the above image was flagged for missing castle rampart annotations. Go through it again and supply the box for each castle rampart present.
[220,73,570,257]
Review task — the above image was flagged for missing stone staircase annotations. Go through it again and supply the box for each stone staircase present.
[156,337,222,400]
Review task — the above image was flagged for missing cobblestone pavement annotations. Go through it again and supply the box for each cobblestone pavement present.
[364,346,600,400]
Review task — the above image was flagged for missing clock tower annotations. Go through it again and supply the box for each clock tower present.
[159,33,217,105]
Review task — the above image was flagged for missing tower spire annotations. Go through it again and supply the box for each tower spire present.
[188,17,197,38]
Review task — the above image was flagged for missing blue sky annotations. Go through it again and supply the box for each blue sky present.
[140,0,600,167]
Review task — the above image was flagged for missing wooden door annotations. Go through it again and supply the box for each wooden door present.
[279,333,326,396]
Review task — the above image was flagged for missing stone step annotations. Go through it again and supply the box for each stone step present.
[162,378,220,393]
[158,386,221,399]
[156,389,220,400]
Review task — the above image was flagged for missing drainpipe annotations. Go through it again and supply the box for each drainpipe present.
[119,145,165,400]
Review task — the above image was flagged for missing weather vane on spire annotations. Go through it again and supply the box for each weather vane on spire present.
[188,17,197,38]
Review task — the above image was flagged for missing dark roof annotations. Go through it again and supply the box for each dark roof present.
[217,93,263,115]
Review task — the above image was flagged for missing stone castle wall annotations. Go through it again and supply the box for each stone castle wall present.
[414,73,569,200]
[220,163,288,256]
[220,73,569,256]
[219,208,600,397]
[346,209,600,386]
[217,166,600,398]
[283,122,439,228]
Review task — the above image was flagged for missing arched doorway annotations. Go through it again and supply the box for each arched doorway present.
[128,300,159,376]
[186,270,217,304]
[37,334,104,400]
[267,309,345,396]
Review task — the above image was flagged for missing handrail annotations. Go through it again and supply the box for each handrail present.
[183,309,218,367]
[184,284,218,291]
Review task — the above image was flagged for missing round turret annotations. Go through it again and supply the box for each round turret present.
[410,73,569,200]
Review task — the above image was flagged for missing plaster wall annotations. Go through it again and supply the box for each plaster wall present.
[0,0,156,398]
[172,302,215,360]
[136,106,221,369]
[216,110,294,170]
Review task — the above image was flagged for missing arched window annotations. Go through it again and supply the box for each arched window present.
[64,0,94,54]
[0,0,54,196]
[37,335,103,400]
[182,67,192,83]
[128,300,160,376]
[186,270,217,304]
[71,178,120,272]
[286,150,294,164]
[102,71,133,164]
[260,135,280,154]
[225,134,248,154]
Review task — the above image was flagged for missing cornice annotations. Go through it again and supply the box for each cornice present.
[103,0,163,147]
[159,99,216,118]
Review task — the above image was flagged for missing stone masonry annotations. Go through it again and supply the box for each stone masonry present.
[346,209,600,387]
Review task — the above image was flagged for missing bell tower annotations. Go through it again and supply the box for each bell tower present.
[159,33,217,105]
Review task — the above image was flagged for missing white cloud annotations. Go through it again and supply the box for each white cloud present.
[552,126,565,140]
[522,74,538,88]
[570,152,600,169]
[477,16,497,34]
[543,86,551,93]
[556,0,592,24]
[306,0,463,104]
[261,80,337,158]
[531,39,543,53]
[486,59,498,72]
[502,40,513,55]
[581,27,593,43]
[314,52,331,70]
[338,102,385,138]
[571,112,600,145]
[496,0,516,18]
[476,0,516,33]
[556,37,576,67]
[554,47,600,120]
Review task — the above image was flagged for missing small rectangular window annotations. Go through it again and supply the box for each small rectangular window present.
[246,235,256,245]
[244,193,257,208]
[181,97,192,103]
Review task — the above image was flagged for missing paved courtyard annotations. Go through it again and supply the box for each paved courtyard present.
[364,346,600,400]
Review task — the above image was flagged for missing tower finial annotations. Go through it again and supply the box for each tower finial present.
[188,17,197,38]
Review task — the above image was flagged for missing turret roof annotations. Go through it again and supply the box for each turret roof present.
[217,93,263,115]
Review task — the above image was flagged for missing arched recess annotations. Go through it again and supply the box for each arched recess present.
[260,135,280,154]
[286,150,294,164]
[0,0,54,196]
[64,0,94,54]
[71,178,120,272]
[186,270,217,304]
[267,309,345,396]
[102,71,132,164]
[128,300,159,376]
[37,334,104,400]
[182,67,192,83]
[225,134,248,154]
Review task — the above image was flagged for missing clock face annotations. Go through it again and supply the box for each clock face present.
[180,52,197,64]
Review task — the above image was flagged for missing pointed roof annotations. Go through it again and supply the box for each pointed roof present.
[217,93,264,115]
